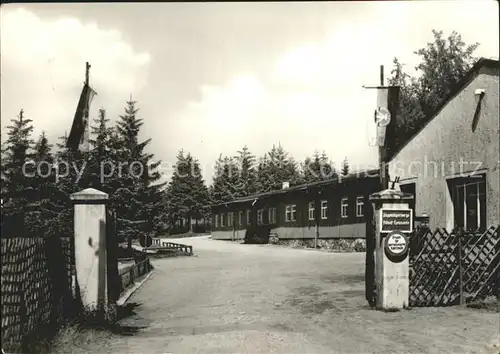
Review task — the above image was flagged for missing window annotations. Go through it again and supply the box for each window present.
[215,214,219,228]
[356,197,364,217]
[268,207,276,224]
[448,175,486,232]
[308,202,315,220]
[238,211,243,226]
[247,209,251,225]
[341,198,348,218]
[285,204,297,222]
[321,200,328,219]
[220,213,224,227]
[257,209,264,225]
[228,212,233,227]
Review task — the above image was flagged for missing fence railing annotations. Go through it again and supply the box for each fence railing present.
[151,239,193,255]
[409,225,499,307]
[118,258,153,293]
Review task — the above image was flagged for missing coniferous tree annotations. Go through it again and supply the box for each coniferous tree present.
[166,150,209,233]
[341,157,350,176]
[302,151,322,183]
[320,151,337,180]
[301,150,337,183]
[1,110,35,216]
[255,144,301,193]
[29,133,57,229]
[115,98,166,242]
[233,145,257,197]
[210,154,240,204]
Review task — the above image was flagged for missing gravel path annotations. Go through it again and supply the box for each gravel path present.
[52,236,500,354]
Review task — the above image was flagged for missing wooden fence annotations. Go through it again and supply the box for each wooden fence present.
[151,239,193,255]
[409,225,500,307]
[1,237,77,353]
[119,258,154,293]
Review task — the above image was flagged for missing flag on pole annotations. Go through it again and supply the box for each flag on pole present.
[373,86,399,147]
[66,82,97,152]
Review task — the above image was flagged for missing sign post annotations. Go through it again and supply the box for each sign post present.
[369,189,414,310]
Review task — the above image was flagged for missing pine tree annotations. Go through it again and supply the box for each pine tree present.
[341,157,350,176]
[1,109,35,214]
[319,151,337,180]
[302,150,337,183]
[210,154,240,204]
[31,132,55,205]
[233,145,257,197]
[115,97,166,241]
[165,150,209,233]
[302,150,322,183]
[28,132,63,237]
[255,144,301,193]
[86,108,120,194]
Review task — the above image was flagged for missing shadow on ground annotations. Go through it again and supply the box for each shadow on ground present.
[112,302,149,335]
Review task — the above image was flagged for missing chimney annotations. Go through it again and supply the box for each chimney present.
[282,181,290,189]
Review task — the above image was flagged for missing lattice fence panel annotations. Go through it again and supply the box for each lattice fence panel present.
[409,225,500,307]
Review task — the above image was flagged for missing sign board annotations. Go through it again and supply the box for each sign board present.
[384,231,409,257]
[139,234,153,248]
[380,208,413,233]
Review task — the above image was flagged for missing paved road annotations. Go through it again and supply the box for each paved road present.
[57,236,499,354]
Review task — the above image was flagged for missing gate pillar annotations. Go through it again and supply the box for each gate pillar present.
[370,189,414,310]
[70,188,109,316]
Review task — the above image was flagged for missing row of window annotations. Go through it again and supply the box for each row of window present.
[214,197,365,227]
[305,197,364,221]
[214,208,277,228]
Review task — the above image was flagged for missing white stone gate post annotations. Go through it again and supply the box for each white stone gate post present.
[70,188,109,315]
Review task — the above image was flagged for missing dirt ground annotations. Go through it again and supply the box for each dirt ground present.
[51,236,499,354]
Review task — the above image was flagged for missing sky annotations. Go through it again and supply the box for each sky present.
[1,1,499,185]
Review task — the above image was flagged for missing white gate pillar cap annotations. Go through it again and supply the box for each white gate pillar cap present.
[70,188,109,203]
[369,189,414,205]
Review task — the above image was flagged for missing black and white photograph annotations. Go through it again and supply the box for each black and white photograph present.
[1,1,499,353]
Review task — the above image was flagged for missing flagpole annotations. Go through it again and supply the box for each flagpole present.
[85,62,91,155]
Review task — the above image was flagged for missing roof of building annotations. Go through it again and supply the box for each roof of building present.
[211,168,380,208]
[387,57,499,162]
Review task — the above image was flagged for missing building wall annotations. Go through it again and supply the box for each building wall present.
[389,68,500,230]
[211,177,379,240]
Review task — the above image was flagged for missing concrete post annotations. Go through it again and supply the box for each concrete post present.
[369,189,414,310]
[70,188,109,314]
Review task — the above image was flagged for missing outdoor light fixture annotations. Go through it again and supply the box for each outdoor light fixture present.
[474,89,485,96]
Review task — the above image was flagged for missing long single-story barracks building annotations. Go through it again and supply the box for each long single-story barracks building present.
[388,57,499,232]
[210,169,380,242]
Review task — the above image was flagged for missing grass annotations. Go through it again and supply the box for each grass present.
[466,296,499,312]
[50,303,144,354]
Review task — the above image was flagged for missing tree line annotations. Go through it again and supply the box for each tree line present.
[1,29,481,237]
[1,99,165,244]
